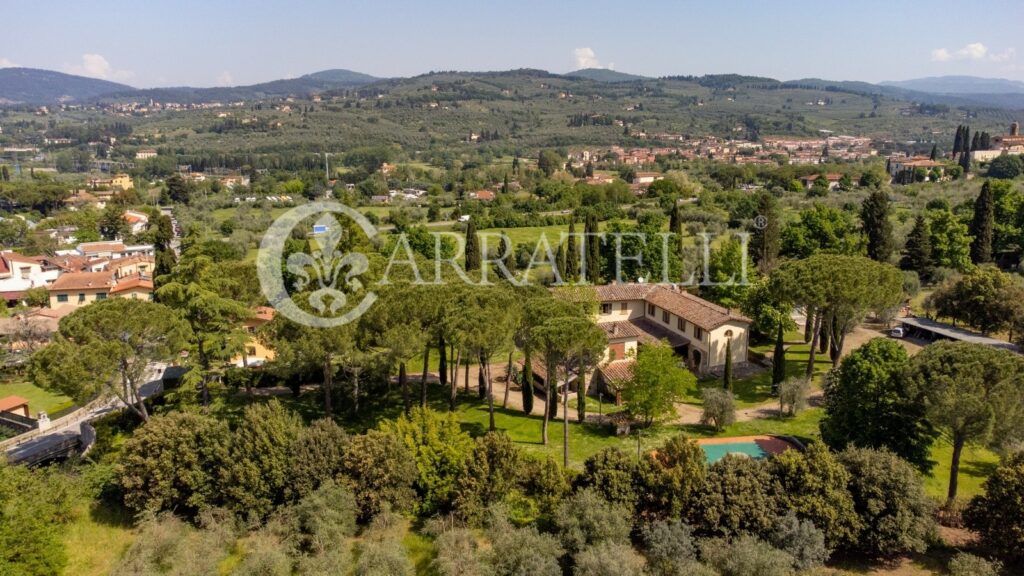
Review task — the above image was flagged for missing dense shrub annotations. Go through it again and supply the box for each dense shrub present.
[769,443,859,550]
[432,528,486,576]
[0,463,75,576]
[700,535,795,576]
[116,411,230,516]
[520,453,573,517]
[553,488,633,555]
[964,452,1024,561]
[340,429,418,520]
[838,447,935,557]
[637,435,707,519]
[770,512,829,571]
[379,407,475,515]
[947,552,1003,576]
[221,400,305,519]
[641,519,699,576]
[575,447,640,509]
[572,542,645,576]
[288,418,350,500]
[454,432,523,522]
[691,455,781,538]
[112,512,236,576]
[486,514,563,576]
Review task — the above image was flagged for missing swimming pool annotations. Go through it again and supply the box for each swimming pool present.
[697,435,799,464]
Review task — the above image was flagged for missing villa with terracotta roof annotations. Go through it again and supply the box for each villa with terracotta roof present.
[46,271,153,308]
[589,283,751,402]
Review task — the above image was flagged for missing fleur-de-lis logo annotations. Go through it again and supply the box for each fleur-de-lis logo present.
[287,215,369,315]
[258,202,378,328]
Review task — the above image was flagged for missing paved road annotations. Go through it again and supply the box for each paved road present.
[4,364,167,464]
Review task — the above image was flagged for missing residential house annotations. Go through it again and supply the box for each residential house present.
[122,210,150,235]
[468,190,496,201]
[135,149,158,160]
[47,271,153,308]
[108,274,154,301]
[110,255,155,279]
[799,173,843,190]
[588,283,751,402]
[46,271,116,307]
[633,172,663,185]
[74,241,154,259]
[232,306,277,367]
[0,251,59,302]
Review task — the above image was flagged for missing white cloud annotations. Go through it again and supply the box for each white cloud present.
[0,57,17,68]
[931,42,1016,63]
[216,71,234,86]
[64,53,133,81]
[574,47,610,69]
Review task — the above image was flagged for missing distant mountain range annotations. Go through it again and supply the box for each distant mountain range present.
[0,67,380,105]
[881,75,1024,95]
[2,66,1024,110]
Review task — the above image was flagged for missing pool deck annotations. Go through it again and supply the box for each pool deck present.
[697,435,799,457]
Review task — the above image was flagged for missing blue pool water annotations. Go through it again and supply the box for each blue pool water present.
[700,441,769,464]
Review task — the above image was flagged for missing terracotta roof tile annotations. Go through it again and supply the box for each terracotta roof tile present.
[47,271,115,292]
[0,395,30,412]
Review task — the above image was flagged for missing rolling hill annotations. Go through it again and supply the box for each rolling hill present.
[0,68,132,104]
[0,67,379,105]
[565,68,647,82]
[881,75,1024,95]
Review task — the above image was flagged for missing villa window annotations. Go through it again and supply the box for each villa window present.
[96,293,107,301]
[56,294,68,303]
[619,302,627,312]
[647,304,655,316]
[247,346,257,356]
[78,293,86,303]
[677,318,686,331]
[601,303,612,314]
[694,326,703,340]
[662,310,669,324]
[725,330,733,339]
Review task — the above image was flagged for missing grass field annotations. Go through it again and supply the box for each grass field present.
[0,377,74,416]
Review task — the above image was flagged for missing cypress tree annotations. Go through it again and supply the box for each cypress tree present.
[980,131,992,151]
[953,125,963,155]
[970,180,995,264]
[498,232,515,274]
[722,339,733,391]
[750,191,781,272]
[522,352,534,415]
[902,214,933,282]
[584,213,601,283]
[566,219,579,281]
[465,218,481,271]
[554,242,566,282]
[771,322,786,395]
[971,131,981,152]
[929,145,938,160]
[669,202,682,236]
[960,149,971,174]
[861,189,895,262]
[501,173,509,194]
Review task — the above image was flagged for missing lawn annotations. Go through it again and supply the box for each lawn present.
[685,338,831,409]
[0,376,74,416]
[924,438,1000,503]
[62,490,136,576]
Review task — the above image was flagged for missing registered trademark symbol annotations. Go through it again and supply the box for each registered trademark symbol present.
[753,214,769,230]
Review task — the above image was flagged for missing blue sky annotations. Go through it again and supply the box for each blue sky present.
[2,0,1022,87]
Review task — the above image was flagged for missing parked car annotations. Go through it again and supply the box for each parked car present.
[890,327,905,338]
